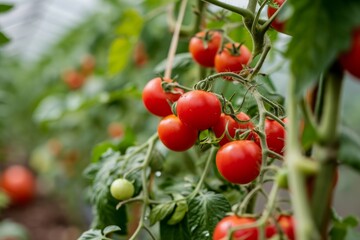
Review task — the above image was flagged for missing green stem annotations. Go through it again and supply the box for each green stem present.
[286,74,320,240]
[202,0,254,19]
[193,0,206,34]
[188,146,217,199]
[129,133,158,240]
[311,63,343,237]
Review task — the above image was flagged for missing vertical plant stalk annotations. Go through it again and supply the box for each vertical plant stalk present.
[286,74,320,240]
[164,0,189,79]
[311,63,343,237]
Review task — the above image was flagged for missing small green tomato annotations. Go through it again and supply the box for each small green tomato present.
[110,178,135,200]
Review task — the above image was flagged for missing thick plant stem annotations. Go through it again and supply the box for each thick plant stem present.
[311,63,343,237]
[286,75,320,240]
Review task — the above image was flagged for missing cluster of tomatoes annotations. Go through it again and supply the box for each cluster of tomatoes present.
[62,55,96,90]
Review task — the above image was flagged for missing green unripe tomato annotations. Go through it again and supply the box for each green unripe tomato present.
[276,169,288,189]
[110,178,135,200]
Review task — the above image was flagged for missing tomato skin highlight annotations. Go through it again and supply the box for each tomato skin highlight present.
[189,30,222,67]
[176,90,222,131]
[214,43,252,78]
[158,115,198,152]
[340,28,360,79]
[267,0,286,33]
[0,165,36,205]
[216,140,262,184]
[212,112,254,146]
[213,216,258,240]
[142,77,183,117]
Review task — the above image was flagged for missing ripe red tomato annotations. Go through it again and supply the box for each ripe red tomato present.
[216,140,262,184]
[0,165,36,205]
[340,28,360,79]
[266,215,295,240]
[107,122,124,139]
[214,42,252,78]
[213,216,258,240]
[63,70,86,90]
[142,77,183,117]
[256,119,286,156]
[158,115,198,151]
[267,0,286,33]
[189,30,222,67]
[212,112,254,146]
[176,90,221,131]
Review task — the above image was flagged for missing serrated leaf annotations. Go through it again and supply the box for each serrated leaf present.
[0,31,10,46]
[167,194,188,225]
[160,214,191,240]
[286,0,360,96]
[339,126,360,172]
[91,142,117,162]
[154,53,193,74]
[149,202,176,226]
[0,4,13,13]
[103,225,121,236]
[188,192,231,240]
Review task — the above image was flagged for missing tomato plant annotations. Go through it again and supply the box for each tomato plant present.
[0,165,36,205]
[214,42,252,77]
[212,112,254,146]
[189,30,222,68]
[176,90,221,130]
[158,114,198,151]
[267,0,286,33]
[142,77,183,117]
[216,140,262,184]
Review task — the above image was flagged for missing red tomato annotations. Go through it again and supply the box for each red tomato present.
[133,41,148,68]
[212,112,254,146]
[213,216,258,240]
[267,0,286,33]
[81,55,96,77]
[0,165,36,205]
[189,30,222,67]
[216,140,262,184]
[142,77,183,117]
[107,122,124,139]
[266,215,295,240]
[63,70,86,90]
[214,42,252,79]
[158,115,198,151]
[340,28,360,79]
[176,90,221,131]
[256,119,286,156]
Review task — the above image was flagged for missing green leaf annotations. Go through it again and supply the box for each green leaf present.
[0,31,10,46]
[154,53,193,74]
[167,194,188,225]
[188,192,231,240]
[108,9,143,76]
[286,0,360,96]
[301,120,319,150]
[339,126,360,172]
[91,142,117,162]
[149,202,176,226]
[78,229,103,240]
[0,4,13,13]
[330,211,359,240]
[103,225,121,236]
[0,220,28,240]
[160,214,191,240]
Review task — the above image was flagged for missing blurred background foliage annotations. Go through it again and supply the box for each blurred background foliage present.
[0,0,360,238]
